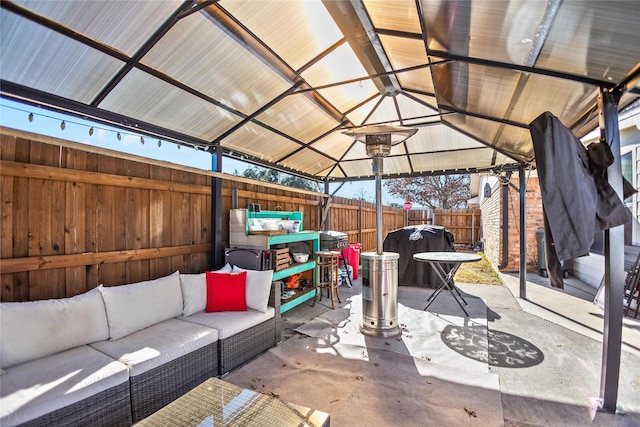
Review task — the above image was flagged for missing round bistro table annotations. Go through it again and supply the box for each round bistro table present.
[413,252,481,317]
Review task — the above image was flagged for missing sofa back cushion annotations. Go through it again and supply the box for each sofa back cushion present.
[99,270,183,340]
[232,266,273,313]
[180,264,232,317]
[180,273,207,317]
[0,287,109,369]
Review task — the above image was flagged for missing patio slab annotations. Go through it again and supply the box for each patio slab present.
[223,278,506,426]
[274,272,640,426]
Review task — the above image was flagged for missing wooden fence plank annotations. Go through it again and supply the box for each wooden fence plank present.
[1,175,14,301]
[0,244,210,273]
[1,160,210,194]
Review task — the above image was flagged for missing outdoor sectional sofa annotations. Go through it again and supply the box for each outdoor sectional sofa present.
[0,267,281,426]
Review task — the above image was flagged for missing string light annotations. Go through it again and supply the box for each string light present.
[9,106,190,153]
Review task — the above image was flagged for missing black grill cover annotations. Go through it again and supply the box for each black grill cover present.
[383,225,455,288]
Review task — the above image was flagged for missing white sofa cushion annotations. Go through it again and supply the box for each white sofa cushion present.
[179,273,206,317]
[181,307,274,339]
[0,288,109,369]
[232,266,273,313]
[180,264,232,317]
[0,345,129,427]
[99,271,183,340]
[90,318,218,376]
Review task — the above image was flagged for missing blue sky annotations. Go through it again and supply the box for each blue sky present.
[0,98,405,205]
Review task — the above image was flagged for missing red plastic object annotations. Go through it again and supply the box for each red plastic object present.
[344,243,361,279]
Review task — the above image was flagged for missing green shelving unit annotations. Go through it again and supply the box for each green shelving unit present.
[229,209,320,313]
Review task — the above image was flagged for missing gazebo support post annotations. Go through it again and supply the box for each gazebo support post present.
[519,165,527,299]
[597,88,625,413]
[211,146,224,269]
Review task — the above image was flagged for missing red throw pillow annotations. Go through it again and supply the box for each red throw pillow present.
[205,271,247,312]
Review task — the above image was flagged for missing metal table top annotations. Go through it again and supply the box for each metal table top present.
[413,252,482,264]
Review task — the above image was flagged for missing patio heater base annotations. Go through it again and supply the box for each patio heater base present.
[360,252,402,338]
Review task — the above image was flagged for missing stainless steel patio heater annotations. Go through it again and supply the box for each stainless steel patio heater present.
[343,125,417,338]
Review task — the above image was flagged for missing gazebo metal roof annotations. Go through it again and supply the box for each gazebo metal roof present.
[1,0,638,181]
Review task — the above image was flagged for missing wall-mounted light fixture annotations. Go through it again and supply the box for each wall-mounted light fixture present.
[484,182,492,198]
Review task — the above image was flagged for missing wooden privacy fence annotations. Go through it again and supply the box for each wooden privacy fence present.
[1,131,213,302]
[1,128,478,302]
[407,208,481,245]
[322,197,405,251]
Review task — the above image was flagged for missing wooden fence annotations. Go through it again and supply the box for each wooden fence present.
[407,208,481,245]
[1,131,213,301]
[0,128,479,302]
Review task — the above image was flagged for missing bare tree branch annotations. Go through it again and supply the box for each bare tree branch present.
[384,175,471,209]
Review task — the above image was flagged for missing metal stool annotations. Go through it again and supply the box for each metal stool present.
[313,251,342,309]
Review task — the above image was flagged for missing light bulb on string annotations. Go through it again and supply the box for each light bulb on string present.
[157,140,162,147]
[28,113,34,122]
[117,132,121,141]
[140,136,144,145]
[60,121,66,130]
[177,144,181,150]
[88,127,94,136]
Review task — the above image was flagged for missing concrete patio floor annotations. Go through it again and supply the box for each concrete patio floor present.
[280,270,640,426]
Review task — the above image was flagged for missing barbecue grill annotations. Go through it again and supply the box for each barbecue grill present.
[318,231,351,287]
[319,230,349,251]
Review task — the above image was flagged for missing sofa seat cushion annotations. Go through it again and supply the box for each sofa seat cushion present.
[0,345,129,427]
[90,318,218,377]
[181,307,274,339]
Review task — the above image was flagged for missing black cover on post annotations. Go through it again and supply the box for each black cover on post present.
[383,225,455,288]
[529,111,630,288]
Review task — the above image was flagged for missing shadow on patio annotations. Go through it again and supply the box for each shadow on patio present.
[225,271,640,426]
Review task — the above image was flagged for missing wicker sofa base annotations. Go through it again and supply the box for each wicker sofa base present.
[130,342,218,423]
[21,381,132,427]
[219,318,278,375]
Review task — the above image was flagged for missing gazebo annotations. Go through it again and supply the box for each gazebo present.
[1,0,639,413]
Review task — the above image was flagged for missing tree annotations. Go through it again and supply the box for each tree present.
[243,166,279,183]
[280,175,320,192]
[384,175,471,209]
[352,186,372,202]
[242,165,319,191]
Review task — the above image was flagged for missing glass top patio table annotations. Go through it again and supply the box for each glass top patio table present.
[134,378,330,427]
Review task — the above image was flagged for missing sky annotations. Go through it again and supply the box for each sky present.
[0,98,406,206]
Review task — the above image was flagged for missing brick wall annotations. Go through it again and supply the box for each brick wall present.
[480,175,544,272]
[481,182,502,267]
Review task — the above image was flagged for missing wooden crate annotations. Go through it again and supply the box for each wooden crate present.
[271,248,291,271]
